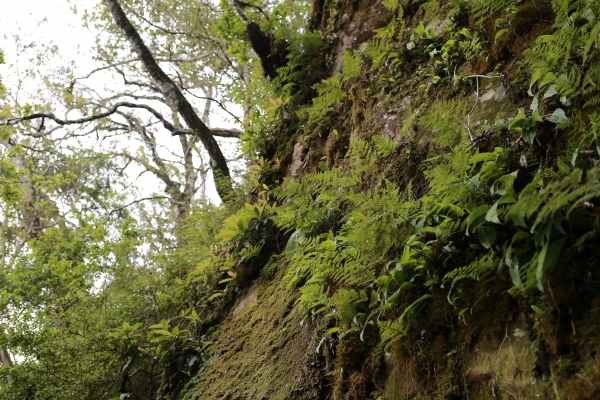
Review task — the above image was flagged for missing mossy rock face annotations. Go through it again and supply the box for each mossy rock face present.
[181,262,328,400]
[382,319,544,399]
[187,0,600,399]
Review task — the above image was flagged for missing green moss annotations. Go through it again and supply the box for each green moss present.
[181,260,328,400]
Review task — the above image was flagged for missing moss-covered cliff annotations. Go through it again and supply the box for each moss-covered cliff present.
[183,0,600,398]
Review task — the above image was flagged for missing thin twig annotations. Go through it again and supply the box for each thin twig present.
[109,196,169,215]
[465,76,480,142]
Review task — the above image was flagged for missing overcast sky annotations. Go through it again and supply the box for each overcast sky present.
[0,1,96,72]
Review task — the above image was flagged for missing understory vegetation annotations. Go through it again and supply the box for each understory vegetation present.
[1,0,600,398]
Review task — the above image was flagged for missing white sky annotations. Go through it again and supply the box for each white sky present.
[0,1,96,70]
[0,0,242,206]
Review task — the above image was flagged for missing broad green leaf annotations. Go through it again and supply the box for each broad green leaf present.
[415,24,426,38]
[469,152,497,164]
[535,237,566,291]
[477,226,497,249]
[546,108,567,124]
[511,231,532,244]
[530,96,539,113]
[485,202,501,224]
[521,124,538,145]
[467,205,490,231]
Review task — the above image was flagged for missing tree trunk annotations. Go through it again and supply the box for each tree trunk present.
[0,348,12,368]
[103,0,233,202]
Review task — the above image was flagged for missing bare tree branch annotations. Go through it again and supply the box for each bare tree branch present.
[4,102,185,133]
[109,196,169,216]
[199,128,243,138]
[182,87,242,124]
[3,102,242,138]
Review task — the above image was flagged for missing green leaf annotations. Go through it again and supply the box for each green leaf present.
[495,28,509,42]
[531,305,546,315]
[158,293,172,302]
[543,85,558,99]
[285,229,304,256]
[546,108,567,124]
[495,18,509,29]
[399,294,432,323]
[415,24,426,38]
[208,292,225,301]
[497,195,517,205]
[510,108,528,129]
[511,231,532,244]
[477,226,497,249]
[530,96,539,113]
[387,282,416,305]
[431,203,463,219]
[342,50,362,82]
[327,327,341,335]
[131,323,142,331]
[467,205,490,231]
[485,202,501,224]
[382,0,399,11]
[535,237,566,291]
[469,152,497,164]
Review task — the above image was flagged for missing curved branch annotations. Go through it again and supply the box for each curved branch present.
[2,102,188,135]
[236,1,270,20]
[70,56,211,85]
[109,196,169,216]
[3,103,243,139]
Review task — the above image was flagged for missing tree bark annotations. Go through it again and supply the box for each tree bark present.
[0,348,12,368]
[103,0,233,202]
[228,0,288,79]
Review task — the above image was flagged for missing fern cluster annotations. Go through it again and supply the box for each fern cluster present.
[210,0,600,349]
[262,128,600,346]
[523,0,600,148]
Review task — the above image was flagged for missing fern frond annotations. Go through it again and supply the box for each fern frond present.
[471,0,521,25]
[443,253,497,287]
